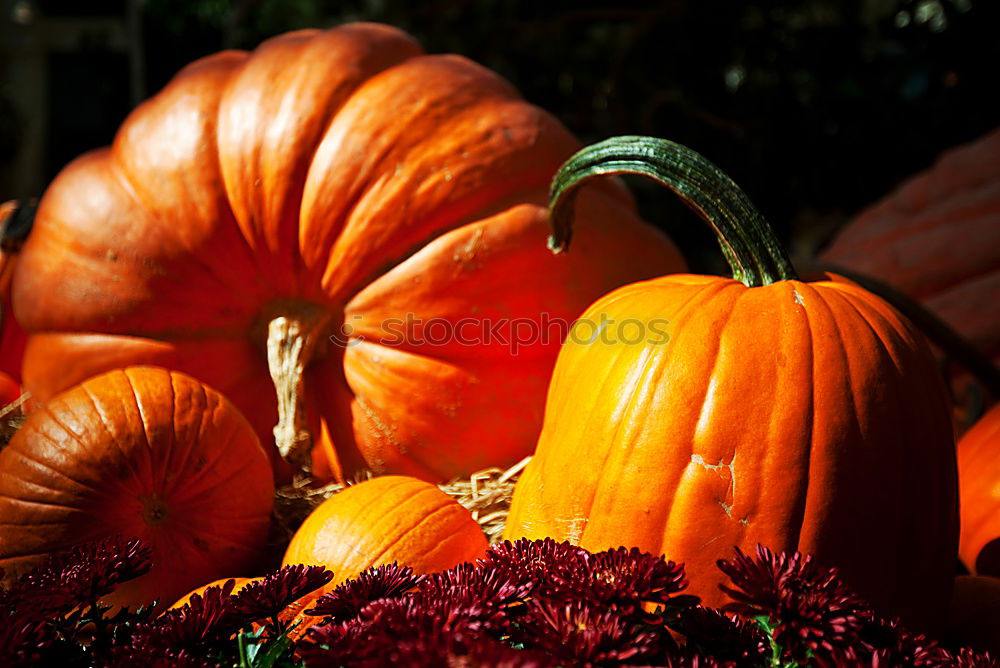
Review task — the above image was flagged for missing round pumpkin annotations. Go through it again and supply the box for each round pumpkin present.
[282,475,486,634]
[11,23,683,483]
[284,475,487,582]
[821,127,1000,369]
[504,137,958,633]
[958,403,1000,576]
[0,366,274,610]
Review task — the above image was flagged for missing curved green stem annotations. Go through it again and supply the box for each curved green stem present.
[548,136,797,287]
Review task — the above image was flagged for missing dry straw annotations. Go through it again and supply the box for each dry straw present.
[272,456,530,546]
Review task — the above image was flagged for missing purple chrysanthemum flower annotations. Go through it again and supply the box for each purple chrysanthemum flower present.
[129,579,243,654]
[4,535,151,619]
[305,562,425,623]
[232,563,332,624]
[671,604,770,664]
[518,598,667,664]
[717,545,866,662]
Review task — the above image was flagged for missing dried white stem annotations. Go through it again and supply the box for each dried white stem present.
[267,307,332,472]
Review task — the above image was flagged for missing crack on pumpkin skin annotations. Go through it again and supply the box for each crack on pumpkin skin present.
[689,453,737,520]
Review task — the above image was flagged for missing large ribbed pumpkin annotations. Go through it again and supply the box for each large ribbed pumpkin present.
[504,137,958,632]
[0,366,274,610]
[10,23,683,483]
[958,403,1000,576]
[821,127,1000,366]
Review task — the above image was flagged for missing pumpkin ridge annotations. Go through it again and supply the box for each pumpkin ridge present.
[417,504,492,565]
[163,411,249,502]
[337,183,559,317]
[37,395,146,498]
[77,380,151,499]
[106,155,250,305]
[0,491,83,514]
[111,52,271,313]
[660,284,752,547]
[355,481,455,548]
[218,25,424,295]
[112,371,163,495]
[0,476,84,512]
[590,281,740,549]
[359,494,459,572]
[312,56,573,299]
[835,283,955,612]
[779,280,818,553]
[3,439,101,496]
[162,369,201,499]
[325,475,422,545]
[796,284,857,558]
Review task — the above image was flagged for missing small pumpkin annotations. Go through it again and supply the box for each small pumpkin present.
[284,475,486,581]
[958,403,1000,576]
[282,475,487,634]
[11,23,683,484]
[0,366,274,610]
[504,137,958,632]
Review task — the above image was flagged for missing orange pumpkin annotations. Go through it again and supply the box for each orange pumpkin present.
[11,23,683,483]
[284,475,486,581]
[504,137,958,632]
[958,403,1000,576]
[0,366,274,610]
[282,475,486,634]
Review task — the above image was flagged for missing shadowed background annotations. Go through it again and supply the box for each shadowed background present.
[1,0,997,270]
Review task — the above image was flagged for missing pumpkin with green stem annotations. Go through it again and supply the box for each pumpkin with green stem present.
[504,136,958,632]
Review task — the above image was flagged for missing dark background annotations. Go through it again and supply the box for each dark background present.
[2,0,997,270]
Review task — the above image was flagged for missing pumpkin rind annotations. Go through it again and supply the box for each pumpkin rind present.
[283,475,487,582]
[11,23,683,483]
[282,474,487,638]
[505,137,958,632]
[0,366,274,610]
[958,403,1000,576]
